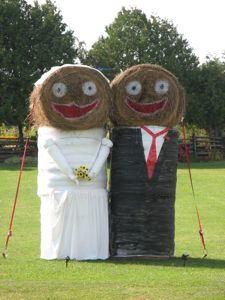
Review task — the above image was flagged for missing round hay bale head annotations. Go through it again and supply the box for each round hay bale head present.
[30,65,111,130]
[110,64,185,127]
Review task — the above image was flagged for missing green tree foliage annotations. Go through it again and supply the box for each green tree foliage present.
[186,58,225,136]
[85,7,225,136]
[0,0,79,140]
[84,7,199,84]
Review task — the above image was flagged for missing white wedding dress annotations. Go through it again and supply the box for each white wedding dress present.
[37,126,112,260]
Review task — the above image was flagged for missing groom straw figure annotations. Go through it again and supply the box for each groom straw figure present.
[30,64,112,260]
[110,64,185,257]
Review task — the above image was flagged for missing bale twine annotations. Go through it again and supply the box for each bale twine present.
[110,64,185,127]
[110,127,179,257]
[30,65,111,130]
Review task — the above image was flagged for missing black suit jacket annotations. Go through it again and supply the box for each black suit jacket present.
[110,127,179,257]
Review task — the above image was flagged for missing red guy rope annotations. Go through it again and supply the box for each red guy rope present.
[181,121,207,258]
[2,103,36,258]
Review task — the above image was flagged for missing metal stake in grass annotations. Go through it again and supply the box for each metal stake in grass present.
[65,256,70,268]
[2,251,7,259]
[181,252,189,266]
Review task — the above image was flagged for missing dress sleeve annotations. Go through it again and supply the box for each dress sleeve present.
[43,138,77,182]
[89,138,113,178]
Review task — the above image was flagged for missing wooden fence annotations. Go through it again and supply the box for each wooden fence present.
[0,135,224,162]
[0,137,37,162]
[178,135,225,161]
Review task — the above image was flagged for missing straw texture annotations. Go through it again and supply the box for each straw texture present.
[30,65,111,130]
[110,64,185,127]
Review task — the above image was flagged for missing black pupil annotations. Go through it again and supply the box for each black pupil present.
[88,86,92,90]
[132,86,136,90]
[160,84,164,90]
[57,87,61,93]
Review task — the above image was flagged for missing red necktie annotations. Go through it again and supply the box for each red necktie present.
[141,126,169,179]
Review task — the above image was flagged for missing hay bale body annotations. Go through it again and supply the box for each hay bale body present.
[110,127,179,257]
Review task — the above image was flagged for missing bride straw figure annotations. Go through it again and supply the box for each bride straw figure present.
[30,64,112,260]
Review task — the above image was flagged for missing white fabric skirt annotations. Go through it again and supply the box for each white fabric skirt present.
[40,189,109,260]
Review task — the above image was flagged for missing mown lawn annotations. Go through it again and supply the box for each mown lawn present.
[0,160,225,299]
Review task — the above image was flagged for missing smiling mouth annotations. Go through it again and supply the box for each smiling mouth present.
[51,100,99,119]
[125,97,168,114]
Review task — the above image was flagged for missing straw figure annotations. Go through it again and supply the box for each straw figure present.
[30,64,112,260]
[110,64,185,257]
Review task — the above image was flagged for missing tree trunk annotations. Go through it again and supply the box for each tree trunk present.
[208,127,222,138]
[18,123,24,150]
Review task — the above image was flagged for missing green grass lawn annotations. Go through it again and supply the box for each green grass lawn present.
[0,160,225,299]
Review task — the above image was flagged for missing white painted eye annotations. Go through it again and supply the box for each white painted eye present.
[52,82,67,97]
[82,81,97,96]
[154,79,169,94]
[126,80,142,95]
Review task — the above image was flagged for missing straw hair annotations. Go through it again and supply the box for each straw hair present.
[30,65,111,130]
[110,64,185,127]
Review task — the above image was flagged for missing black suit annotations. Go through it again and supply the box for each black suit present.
[110,127,179,257]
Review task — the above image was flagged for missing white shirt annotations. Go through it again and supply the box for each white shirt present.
[140,125,168,162]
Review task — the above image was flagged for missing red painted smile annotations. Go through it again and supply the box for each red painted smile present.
[51,100,99,119]
[125,97,168,114]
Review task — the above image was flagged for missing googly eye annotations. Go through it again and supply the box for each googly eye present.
[126,80,142,95]
[82,81,97,96]
[52,82,67,98]
[154,79,169,94]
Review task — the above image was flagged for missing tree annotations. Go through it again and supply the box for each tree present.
[84,7,199,84]
[0,0,80,142]
[186,58,225,136]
